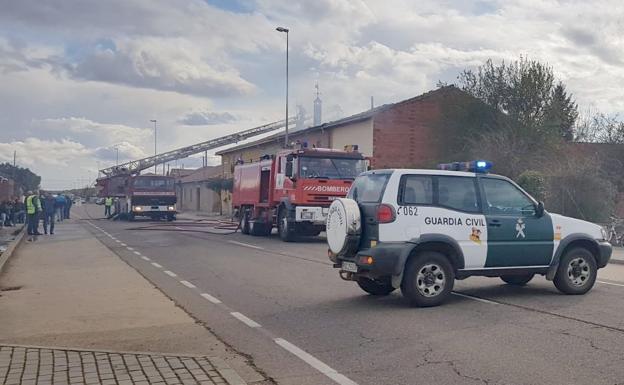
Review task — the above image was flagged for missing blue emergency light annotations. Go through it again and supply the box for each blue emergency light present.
[438,160,492,173]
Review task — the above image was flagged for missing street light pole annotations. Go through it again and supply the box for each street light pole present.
[276,26,289,148]
[114,146,119,166]
[150,119,157,173]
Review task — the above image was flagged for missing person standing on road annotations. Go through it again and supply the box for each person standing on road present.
[55,193,66,222]
[104,196,113,217]
[14,198,25,224]
[64,194,73,219]
[0,200,7,229]
[42,192,56,235]
[25,190,42,238]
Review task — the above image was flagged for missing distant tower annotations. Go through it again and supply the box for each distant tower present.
[313,82,322,126]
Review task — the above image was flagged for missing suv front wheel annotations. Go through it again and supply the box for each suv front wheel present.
[401,251,454,307]
[554,247,597,295]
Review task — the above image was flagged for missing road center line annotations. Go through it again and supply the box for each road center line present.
[175,226,184,230]
[597,280,624,288]
[180,280,196,288]
[120,243,127,246]
[127,247,134,251]
[164,270,177,277]
[230,312,261,328]
[274,338,357,385]
[141,256,151,261]
[151,262,162,268]
[200,293,222,304]
[452,292,499,305]
[228,240,265,250]
[133,251,141,256]
[115,240,121,243]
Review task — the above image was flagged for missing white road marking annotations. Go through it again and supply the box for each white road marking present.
[175,226,184,230]
[452,292,499,305]
[274,338,357,385]
[151,262,162,268]
[141,256,151,261]
[133,251,141,256]
[180,280,196,288]
[120,243,127,246]
[164,270,177,277]
[115,240,121,243]
[228,240,265,250]
[127,247,134,251]
[230,312,261,328]
[597,280,624,288]
[200,293,222,304]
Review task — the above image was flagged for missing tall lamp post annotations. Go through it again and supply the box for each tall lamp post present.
[276,26,289,148]
[113,145,119,166]
[150,119,157,173]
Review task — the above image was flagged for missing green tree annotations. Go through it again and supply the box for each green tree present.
[543,83,578,141]
[516,170,546,201]
[0,163,41,193]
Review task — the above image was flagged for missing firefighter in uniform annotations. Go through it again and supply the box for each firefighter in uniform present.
[104,196,113,217]
[25,190,42,238]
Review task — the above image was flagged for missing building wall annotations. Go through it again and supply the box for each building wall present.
[176,182,221,214]
[0,179,15,201]
[372,98,441,169]
[328,118,374,156]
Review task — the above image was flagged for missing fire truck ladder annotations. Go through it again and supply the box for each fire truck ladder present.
[99,118,295,177]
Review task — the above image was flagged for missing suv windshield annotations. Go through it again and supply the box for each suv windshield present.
[347,173,390,203]
[299,157,367,180]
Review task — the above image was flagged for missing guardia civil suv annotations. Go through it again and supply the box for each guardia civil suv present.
[326,161,612,307]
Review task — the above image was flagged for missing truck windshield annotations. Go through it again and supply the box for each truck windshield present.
[299,157,367,180]
[133,178,174,190]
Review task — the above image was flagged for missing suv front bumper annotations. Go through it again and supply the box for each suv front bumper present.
[597,240,612,268]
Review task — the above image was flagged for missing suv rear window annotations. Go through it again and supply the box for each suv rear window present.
[348,173,390,203]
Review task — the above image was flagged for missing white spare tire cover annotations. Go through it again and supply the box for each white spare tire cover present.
[326,198,361,255]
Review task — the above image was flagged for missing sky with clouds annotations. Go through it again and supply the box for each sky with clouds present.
[1,0,623,189]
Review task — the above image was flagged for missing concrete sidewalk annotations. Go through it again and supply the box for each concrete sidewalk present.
[0,217,248,384]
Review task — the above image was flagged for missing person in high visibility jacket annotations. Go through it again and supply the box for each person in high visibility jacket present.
[104,197,113,217]
[25,190,42,236]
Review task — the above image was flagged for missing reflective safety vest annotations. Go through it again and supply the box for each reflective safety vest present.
[26,195,41,214]
[105,197,113,206]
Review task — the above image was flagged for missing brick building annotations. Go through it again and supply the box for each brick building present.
[0,176,15,202]
[217,86,474,178]
[173,166,226,214]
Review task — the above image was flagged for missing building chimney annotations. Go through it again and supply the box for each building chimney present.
[314,82,322,126]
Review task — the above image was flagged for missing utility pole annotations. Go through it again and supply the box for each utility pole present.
[150,119,157,174]
[276,26,290,148]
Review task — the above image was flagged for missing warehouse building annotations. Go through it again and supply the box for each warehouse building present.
[217,86,473,178]
[174,166,225,214]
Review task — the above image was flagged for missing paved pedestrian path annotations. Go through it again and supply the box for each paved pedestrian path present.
[0,212,251,384]
[0,345,238,385]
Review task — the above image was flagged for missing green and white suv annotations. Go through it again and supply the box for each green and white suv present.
[326,161,612,307]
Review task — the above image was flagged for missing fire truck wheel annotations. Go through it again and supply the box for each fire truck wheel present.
[278,207,295,242]
[241,210,251,235]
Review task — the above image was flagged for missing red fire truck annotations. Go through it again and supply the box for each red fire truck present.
[97,174,177,221]
[233,145,367,241]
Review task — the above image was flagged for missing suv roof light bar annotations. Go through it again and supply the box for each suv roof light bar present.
[438,160,492,173]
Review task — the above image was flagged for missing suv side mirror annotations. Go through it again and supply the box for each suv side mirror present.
[535,201,545,218]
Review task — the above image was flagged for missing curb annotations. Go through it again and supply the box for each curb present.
[0,226,26,276]
[609,258,624,266]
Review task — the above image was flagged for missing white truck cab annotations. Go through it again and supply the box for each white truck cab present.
[326,161,612,307]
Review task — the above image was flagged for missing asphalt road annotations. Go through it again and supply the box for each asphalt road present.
[77,204,624,385]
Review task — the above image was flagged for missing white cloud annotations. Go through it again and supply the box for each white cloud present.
[178,111,239,126]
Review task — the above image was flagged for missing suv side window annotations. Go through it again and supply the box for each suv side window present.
[399,175,433,205]
[437,176,480,213]
[481,178,534,215]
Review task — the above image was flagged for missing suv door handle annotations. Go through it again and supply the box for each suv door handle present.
[488,220,501,227]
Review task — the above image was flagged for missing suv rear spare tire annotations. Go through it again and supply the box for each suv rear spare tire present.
[326,198,361,255]
[500,274,534,286]
[356,277,395,296]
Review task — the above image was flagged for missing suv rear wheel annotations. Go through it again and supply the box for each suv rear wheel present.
[356,277,395,296]
[401,251,454,307]
[554,247,597,295]
[500,274,534,286]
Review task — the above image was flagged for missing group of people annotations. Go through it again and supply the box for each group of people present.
[0,198,25,228]
[23,190,74,239]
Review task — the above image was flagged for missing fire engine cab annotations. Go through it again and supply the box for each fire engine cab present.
[233,145,367,241]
